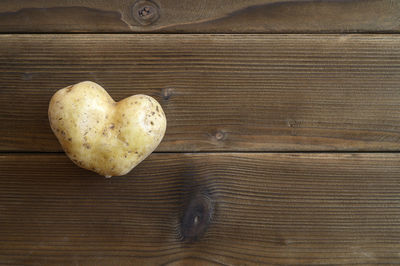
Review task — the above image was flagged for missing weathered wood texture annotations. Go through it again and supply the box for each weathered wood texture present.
[0,0,399,33]
[1,153,400,265]
[1,34,400,152]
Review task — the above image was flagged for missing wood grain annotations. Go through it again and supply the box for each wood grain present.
[1,34,400,152]
[0,0,399,33]
[1,153,400,265]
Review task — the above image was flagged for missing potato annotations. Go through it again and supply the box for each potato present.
[48,81,166,177]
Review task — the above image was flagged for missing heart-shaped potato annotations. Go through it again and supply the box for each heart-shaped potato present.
[48,81,166,177]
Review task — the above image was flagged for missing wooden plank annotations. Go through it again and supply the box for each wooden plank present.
[0,153,400,264]
[0,0,399,33]
[1,34,400,152]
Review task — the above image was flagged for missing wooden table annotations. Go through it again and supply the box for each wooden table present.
[1,1,400,265]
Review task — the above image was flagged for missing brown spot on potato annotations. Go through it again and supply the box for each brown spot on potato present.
[135,101,138,104]
[151,112,155,115]
[68,138,72,141]
[58,117,62,120]
[83,143,91,149]
[156,106,159,112]
[61,130,65,136]
[66,86,73,92]
[150,121,154,125]
[110,124,115,129]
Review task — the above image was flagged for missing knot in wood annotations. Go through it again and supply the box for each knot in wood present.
[132,0,160,25]
[161,87,173,100]
[180,191,214,243]
[215,131,226,141]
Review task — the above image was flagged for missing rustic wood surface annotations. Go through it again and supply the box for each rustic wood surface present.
[1,1,400,264]
[1,153,400,265]
[1,35,400,152]
[0,0,398,33]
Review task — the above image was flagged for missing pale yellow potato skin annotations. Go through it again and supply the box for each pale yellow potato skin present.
[48,81,166,177]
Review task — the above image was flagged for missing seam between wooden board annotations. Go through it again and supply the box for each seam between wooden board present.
[1,151,400,155]
[0,32,400,35]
